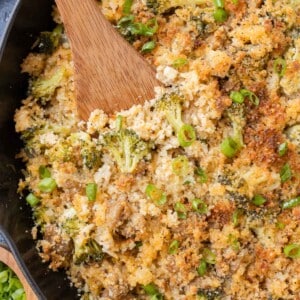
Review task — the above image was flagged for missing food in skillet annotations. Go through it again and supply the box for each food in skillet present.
[15,0,300,299]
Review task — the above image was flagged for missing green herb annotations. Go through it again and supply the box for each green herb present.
[86,183,97,201]
[141,40,156,53]
[145,184,167,205]
[252,194,266,206]
[213,0,225,7]
[220,137,239,158]
[196,259,207,276]
[0,262,26,300]
[213,8,228,22]
[172,58,188,69]
[280,163,292,183]
[202,248,216,264]
[276,221,285,229]
[177,124,196,147]
[26,193,40,207]
[122,0,133,15]
[172,155,190,177]
[274,57,287,77]
[195,167,208,183]
[240,89,259,106]
[283,243,300,259]
[192,198,208,214]
[38,177,57,193]
[38,165,51,179]
[278,142,288,157]
[129,18,158,36]
[168,240,179,254]
[174,202,187,219]
[282,196,300,210]
[143,283,163,299]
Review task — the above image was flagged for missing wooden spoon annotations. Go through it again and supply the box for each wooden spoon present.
[55,0,160,121]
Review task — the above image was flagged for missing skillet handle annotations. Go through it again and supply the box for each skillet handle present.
[0,0,21,60]
[0,232,39,300]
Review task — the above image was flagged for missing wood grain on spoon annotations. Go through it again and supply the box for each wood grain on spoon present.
[55,0,160,121]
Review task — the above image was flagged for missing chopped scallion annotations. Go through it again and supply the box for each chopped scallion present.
[39,165,51,179]
[283,243,300,259]
[26,193,40,207]
[174,202,187,219]
[213,8,228,22]
[278,142,288,157]
[280,163,292,183]
[38,177,57,193]
[143,283,159,295]
[252,194,266,206]
[230,91,244,104]
[86,183,97,201]
[220,137,239,158]
[141,40,156,53]
[172,58,188,69]
[192,198,208,214]
[240,89,259,106]
[172,155,190,177]
[145,184,167,205]
[282,196,300,210]
[274,57,287,77]
[178,124,196,147]
[196,259,207,276]
[168,240,179,254]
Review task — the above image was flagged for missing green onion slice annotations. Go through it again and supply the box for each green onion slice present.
[141,40,156,53]
[145,184,167,205]
[220,137,239,158]
[283,243,300,259]
[86,183,97,201]
[280,163,292,183]
[177,124,196,147]
[202,248,216,264]
[192,198,208,214]
[168,240,179,254]
[230,91,244,104]
[213,0,225,8]
[39,165,51,179]
[129,18,158,36]
[172,155,190,177]
[252,195,266,206]
[274,57,287,77]
[26,193,40,207]
[282,196,300,210]
[38,177,57,193]
[196,259,207,276]
[172,58,188,69]
[213,8,228,22]
[174,202,187,219]
[278,142,288,157]
[143,283,160,295]
[240,89,259,106]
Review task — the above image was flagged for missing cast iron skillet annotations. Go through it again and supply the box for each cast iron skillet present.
[0,0,78,298]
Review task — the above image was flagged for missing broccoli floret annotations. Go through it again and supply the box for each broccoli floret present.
[102,127,152,173]
[156,93,196,147]
[31,67,66,101]
[146,0,209,14]
[34,25,64,54]
[220,103,245,158]
[74,238,104,265]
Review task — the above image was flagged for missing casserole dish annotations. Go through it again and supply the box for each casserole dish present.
[0,0,78,298]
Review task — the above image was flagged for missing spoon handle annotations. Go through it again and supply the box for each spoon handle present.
[55,0,159,120]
